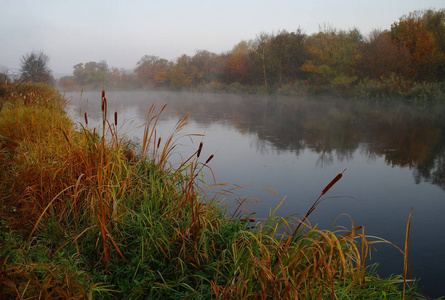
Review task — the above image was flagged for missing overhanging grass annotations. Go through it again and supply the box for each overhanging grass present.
[0,82,430,299]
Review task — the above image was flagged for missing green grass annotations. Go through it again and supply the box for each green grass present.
[0,82,436,299]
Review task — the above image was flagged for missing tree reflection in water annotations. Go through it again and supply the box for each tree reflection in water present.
[70,90,445,191]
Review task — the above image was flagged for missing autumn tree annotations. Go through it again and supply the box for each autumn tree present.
[135,55,171,87]
[109,67,123,86]
[191,50,222,84]
[58,76,77,90]
[390,12,436,80]
[215,52,232,84]
[20,51,54,84]
[229,40,254,85]
[359,29,411,78]
[170,55,199,89]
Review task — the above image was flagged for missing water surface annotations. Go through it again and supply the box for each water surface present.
[66,90,445,297]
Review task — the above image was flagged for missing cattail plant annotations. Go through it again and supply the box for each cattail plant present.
[294,168,347,235]
[276,169,348,263]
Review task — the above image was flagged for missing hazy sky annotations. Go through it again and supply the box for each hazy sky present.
[1,0,443,76]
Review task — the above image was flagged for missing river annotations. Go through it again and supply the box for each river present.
[65,90,445,298]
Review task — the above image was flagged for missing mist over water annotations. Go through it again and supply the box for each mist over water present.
[66,90,445,297]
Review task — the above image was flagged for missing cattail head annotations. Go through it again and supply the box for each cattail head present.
[114,111,118,126]
[102,97,107,112]
[102,89,105,98]
[205,154,214,164]
[321,168,346,195]
[84,112,88,125]
[197,142,203,158]
[157,137,162,149]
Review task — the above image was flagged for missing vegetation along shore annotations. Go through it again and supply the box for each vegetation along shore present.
[1,82,437,298]
[50,9,445,102]
[2,9,444,102]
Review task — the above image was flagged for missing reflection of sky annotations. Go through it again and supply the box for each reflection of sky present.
[66,91,445,298]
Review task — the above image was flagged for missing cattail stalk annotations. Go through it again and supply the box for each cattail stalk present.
[403,207,413,299]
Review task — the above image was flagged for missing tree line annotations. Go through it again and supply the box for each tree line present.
[5,9,444,96]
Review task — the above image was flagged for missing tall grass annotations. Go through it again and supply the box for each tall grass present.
[0,82,426,298]
[355,74,445,102]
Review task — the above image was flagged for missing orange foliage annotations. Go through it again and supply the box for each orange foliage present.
[391,14,436,79]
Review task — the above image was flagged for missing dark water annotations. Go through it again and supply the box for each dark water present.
[65,90,445,298]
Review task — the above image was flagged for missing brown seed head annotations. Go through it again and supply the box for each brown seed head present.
[84,112,88,125]
[321,169,346,195]
[197,142,203,158]
[114,112,118,126]
[102,97,107,112]
[205,154,214,164]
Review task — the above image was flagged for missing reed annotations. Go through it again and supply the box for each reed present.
[0,83,425,299]
[403,207,414,299]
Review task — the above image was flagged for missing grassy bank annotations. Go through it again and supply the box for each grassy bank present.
[0,83,426,299]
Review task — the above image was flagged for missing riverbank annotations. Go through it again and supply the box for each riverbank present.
[57,74,445,103]
[0,83,428,298]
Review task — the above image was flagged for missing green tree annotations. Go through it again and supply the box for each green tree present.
[0,73,10,84]
[268,29,307,86]
[301,26,363,90]
[73,63,87,85]
[72,61,110,87]
[254,32,272,88]
[422,9,445,80]
[20,51,54,84]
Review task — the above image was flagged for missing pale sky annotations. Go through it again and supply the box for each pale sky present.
[1,0,443,76]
